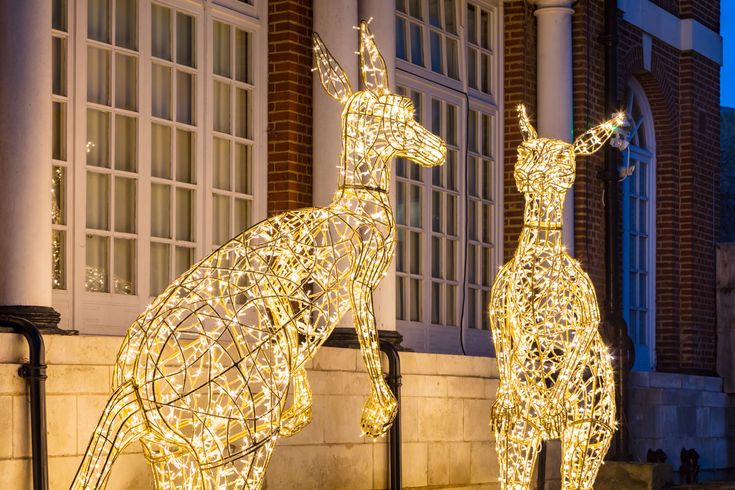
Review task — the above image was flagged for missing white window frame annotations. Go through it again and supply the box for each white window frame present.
[52,0,267,334]
[394,0,503,355]
[622,77,656,371]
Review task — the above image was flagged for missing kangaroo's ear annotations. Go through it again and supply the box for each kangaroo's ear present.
[359,21,389,93]
[313,32,353,103]
[573,112,626,155]
[518,105,537,141]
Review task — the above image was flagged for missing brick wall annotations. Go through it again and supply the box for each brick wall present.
[502,0,536,262]
[268,0,314,215]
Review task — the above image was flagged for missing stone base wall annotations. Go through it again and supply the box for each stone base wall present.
[0,334,500,489]
[629,371,735,480]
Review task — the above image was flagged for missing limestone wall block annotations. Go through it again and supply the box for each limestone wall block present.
[447,376,486,399]
[402,442,428,488]
[46,394,77,456]
[399,352,440,375]
[0,364,25,395]
[400,395,419,442]
[45,336,122,366]
[308,370,370,396]
[448,441,472,484]
[49,455,82,490]
[12,394,31,458]
[470,441,498,483]
[426,441,451,486]
[402,374,448,397]
[322,394,367,444]
[312,347,358,372]
[418,397,463,441]
[106,452,155,489]
[46,365,110,395]
[463,398,491,441]
[372,442,388,489]
[319,444,373,489]
[0,395,13,459]
[0,459,30,488]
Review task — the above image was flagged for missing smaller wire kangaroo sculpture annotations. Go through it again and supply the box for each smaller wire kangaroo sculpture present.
[71,22,446,490]
[489,105,625,490]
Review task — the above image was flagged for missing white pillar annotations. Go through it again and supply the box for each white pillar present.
[359,0,396,332]
[0,1,53,306]
[313,0,358,208]
[534,0,575,253]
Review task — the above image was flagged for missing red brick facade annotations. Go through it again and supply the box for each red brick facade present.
[502,0,720,373]
[267,0,314,215]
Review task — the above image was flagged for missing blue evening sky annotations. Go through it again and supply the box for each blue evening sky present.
[723,1,735,108]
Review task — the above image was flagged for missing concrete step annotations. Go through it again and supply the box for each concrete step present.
[673,484,735,490]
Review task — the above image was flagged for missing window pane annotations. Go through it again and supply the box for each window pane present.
[213,137,231,190]
[115,0,137,50]
[468,201,477,241]
[52,230,66,289]
[114,115,137,171]
[87,46,110,105]
[52,102,67,161]
[483,159,493,200]
[88,0,111,43]
[176,12,195,67]
[235,88,251,139]
[152,64,172,120]
[468,157,478,196]
[446,239,456,280]
[432,191,442,232]
[429,0,441,27]
[481,10,490,49]
[52,37,67,96]
[175,129,195,183]
[214,81,231,133]
[87,172,110,229]
[86,234,109,292]
[430,31,442,73]
[410,185,421,227]
[432,236,441,278]
[431,282,441,324]
[409,231,420,274]
[213,22,231,77]
[396,18,407,60]
[151,184,171,238]
[114,238,135,294]
[445,0,457,34]
[446,38,458,79]
[482,246,492,287]
[150,242,170,295]
[235,144,251,194]
[468,245,476,284]
[446,105,457,145]
[446,285,456,326]
[481,53,490,94]
[396,183,405,225]
[467,5,476,43]
[468,48,477,90]
[431,99,441,136]
[115,53,137,110]
[176,71,195,125]
[213,194,230,245]
[235,30,251,83]
[410,23,423,66]
[396,229,406,272]
[53,0,68,31]
[114,176,136,233]
[468,288,477,329]
[52,166,66,225]
[234,198,251,233]
[447,195,456,235]
[176,188,194,241]
[409,0,421,18]
[409,278,421,321]
[87,109,110,167]
[396,277,405,320]
[151,123,171,178]
[175,246,193,276]
[446,151,456,190]
[151,4,171,60]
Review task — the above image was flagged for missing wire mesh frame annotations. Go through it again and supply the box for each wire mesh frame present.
[489,105,625,490]
[71,21,446,490]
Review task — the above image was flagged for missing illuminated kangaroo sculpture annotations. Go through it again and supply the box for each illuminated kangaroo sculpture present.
[489,105,624,490]
[72,22,445,490]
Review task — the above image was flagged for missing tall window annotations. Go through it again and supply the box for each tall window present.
[622,78,656,371]
[51,0,265,332]
[395,0,502,354]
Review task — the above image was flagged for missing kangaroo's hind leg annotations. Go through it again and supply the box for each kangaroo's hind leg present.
[560,417,614,490]
[200,436,278,490]
[71,381,148,489]
[495,415,542,490]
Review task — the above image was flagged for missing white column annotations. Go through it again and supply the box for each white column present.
[313,0,358,207]
[0,1,53,306]
[359,0,397,332]
[534,0,575,253]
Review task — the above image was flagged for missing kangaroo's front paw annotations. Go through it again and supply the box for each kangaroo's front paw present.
[360,392,397,438]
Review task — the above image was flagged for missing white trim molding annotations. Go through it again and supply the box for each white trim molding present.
[618,0,722,65]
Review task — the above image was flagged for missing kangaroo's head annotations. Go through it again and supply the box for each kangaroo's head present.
[514,104,625,196]
[314,22,446,191]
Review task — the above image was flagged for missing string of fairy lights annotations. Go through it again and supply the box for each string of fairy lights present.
[71,21,445,490]
[489,105,626,490]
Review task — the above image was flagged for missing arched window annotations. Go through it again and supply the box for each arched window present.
[622,78,656,371]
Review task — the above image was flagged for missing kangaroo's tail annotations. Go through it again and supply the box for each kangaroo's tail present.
[71,381,147,489]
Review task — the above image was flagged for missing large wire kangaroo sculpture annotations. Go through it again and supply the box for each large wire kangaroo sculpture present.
[489,105,625,490]
[71,22,446,490]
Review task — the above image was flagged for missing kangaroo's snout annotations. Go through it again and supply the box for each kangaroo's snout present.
[399,120,447,168]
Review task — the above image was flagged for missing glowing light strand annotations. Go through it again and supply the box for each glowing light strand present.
[71,21,446,490]
[489,105,625,490]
